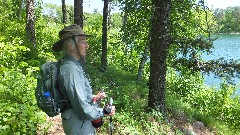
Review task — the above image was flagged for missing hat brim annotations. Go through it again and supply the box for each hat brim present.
[52,34,91,52]
[52,38,65,52]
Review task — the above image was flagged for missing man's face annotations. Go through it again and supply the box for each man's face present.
[76,36,88,57]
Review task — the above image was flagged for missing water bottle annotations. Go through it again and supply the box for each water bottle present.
[43,91,52,103]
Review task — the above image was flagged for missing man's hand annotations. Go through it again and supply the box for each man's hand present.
[93,90,106,103]
[104,105,115,116]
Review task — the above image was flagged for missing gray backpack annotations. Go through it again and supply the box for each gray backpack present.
[35,60,67,117]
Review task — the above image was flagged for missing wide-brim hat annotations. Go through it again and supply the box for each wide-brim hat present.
[52,24,91,52]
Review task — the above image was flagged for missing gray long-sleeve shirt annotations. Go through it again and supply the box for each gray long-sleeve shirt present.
[59,56,104,120]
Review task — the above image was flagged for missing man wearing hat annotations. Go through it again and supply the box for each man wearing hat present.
[53,24,115,135]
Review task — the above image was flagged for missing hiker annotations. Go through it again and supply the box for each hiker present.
[52,24,116,135]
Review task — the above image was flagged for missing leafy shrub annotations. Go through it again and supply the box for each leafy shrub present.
[166,67,204,97]
[167,67,240,130]
[0,68,46,134]
[0,18,55,134]
[0,39,30,70]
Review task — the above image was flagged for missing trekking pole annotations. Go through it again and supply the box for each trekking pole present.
[109,97,113,135]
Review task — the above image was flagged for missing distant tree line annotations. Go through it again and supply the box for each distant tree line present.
[213,6,240,33]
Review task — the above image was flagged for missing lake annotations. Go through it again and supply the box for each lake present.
[202,34,240,96]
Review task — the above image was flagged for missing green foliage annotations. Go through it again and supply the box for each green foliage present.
[167,67,205,97]
[0,40,29,69]
[87,63,175,134]
[1,0,240,134]
[84,12,103,63]
[187,84,240,129]
[117,0,152,74]
[0,0,26,21]
[0,1,60,134]
[166,67,240,132]
[43,3,62,23]
[42,2,74,24]
[169,0,216,73]
[0,19,26,43]
[109,13,122,29]
[84,11,140,72]
[0,30,47,134]
[214,6,240,33]
[0,68,46,134]
[38,0,74,24]
[35,18,62,62]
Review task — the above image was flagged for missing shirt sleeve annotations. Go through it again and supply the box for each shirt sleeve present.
[61,63,104,120]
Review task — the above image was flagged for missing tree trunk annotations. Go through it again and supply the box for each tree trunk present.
[122,0,128,33]
[26,0,36,48]
[100,0,109,72]
[108,1,111,30]
[62,0,67,24]
[74,0,83,27]
[137,44,149,81]
[74,0,85,71]
[20,0,25,19]
[148,0,171,116]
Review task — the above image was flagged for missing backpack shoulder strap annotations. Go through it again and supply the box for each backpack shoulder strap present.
[56,59,61,88]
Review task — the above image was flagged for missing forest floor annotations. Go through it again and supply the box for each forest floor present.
[46,111,216,135]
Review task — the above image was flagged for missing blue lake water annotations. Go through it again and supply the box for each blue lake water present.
[202,34,240,96]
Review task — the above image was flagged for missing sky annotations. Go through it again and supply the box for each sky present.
[206,0,240,9]
[41,0,240,13]
[42,0,105,13]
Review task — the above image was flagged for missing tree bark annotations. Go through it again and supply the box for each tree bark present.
[148,0,171,115]
[62,0,67,24]
[122,0,128,33]
[26,0,36,48]
[74,0,83,27]
[20,0,25,19]
[100,0,109,72]
[108,1,111,30]
[137,44,149,81]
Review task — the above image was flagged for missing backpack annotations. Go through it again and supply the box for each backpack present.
[35,60,68,117]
